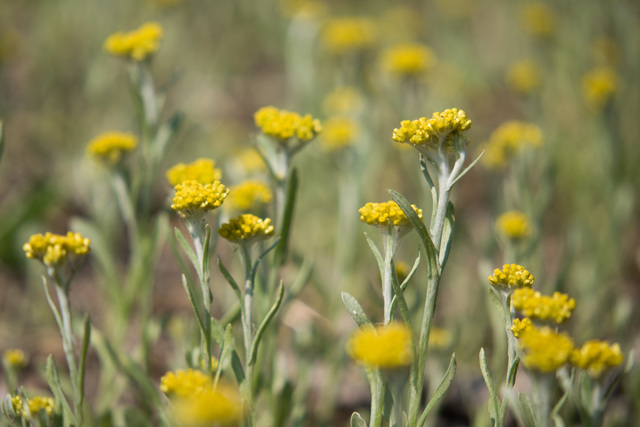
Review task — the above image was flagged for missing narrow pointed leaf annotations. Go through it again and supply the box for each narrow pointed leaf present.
[479,348,499,423]
[350,412,367,427]
[249,281,285,365]
[341,292,372,328]
[389,259,413,335]
[364,232,385,282]
[275,168,298,266]
[215,324,236,386]
[46,356,75,424]
[399,249,421,291]
[231,350,246,385]
[78,315,92,409]
[218,257,242,303]
[518,392,537,427]
[174,227,198,270]
[418,353,457,426]
[251,237,281,284]
[439,202,455,269]
[202,224,211,279]
[419,155,438,209]
[449,148,485,187]
[181,274,206,337]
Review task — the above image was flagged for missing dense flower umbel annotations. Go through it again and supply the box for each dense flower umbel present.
[23,232,91,268]
[506,59,542,95]
[359,201,423,228]
[392,108,471,152]
[381,43,435,76]
[511,317,534,338]
[172,383,242,427]
[511,288,576,324]
[104,22,163,61]
[483,121,543,169]
[218,214,275,243]
[488,264,535,290]
[3,349,27,368]
[254,106,322,143]
[582,67,618,110]
[160,369,211,399]
[171,180,229,216]
[321,17,377,54]
[166,158,222,186]
[518,326,574,372]
[320,116,359,151]
[86,131,138,166]
[348,323,413,368]
[10,395,55,419]
[226,180,273,211]
[497,210,531,239]
[571,340,624,378]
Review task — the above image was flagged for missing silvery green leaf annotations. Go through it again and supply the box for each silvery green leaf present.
[418,353,457,426]
[350,412,367,427]
[341,292,372,328]
[479,348,499,423]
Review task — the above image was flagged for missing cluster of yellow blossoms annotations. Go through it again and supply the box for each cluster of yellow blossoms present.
[348,323,413,368]
[582,67,618,111]
[86,131,138,166]
[320,116,359,151]
[321,17,377,55]
[171,180,229,216]
[11,395,55,420]
[571,340,625,378]
[506,59,542,95]
[254,106,321,143]
[488,264,535,291]
[160,369,211,398]
[518,327,574,372]
[483,121,543,169]
[359,201,422,228]
[23,232,91,268]
[226,180,273,211]
[323,87,364,115]
[166,158,222,186]
[511,288,576,324]
[380,43,435,76]
[496,210,531,240]
[392,108,471,152]
[104,22,163,61]
[218,214,275,243]
[3,349,27,368]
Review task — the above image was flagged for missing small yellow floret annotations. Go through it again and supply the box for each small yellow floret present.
[320,116,359,151]
[104,22,163,61]
[497,210,531,239]
[392,108,471,152]
[172,383,242,427]
[511,288,576,324]
[323,87,364,115]
[218,214,275,243]
[160,369,212,398]
[518,326,574,372]
[226,180,273,211]
[11,396,23,417]
[510,317,533,338]
[27,397,55,417]
[86,131,138,166]
[488,264,535,290]
[582,67,618,111]
[348,323,413,368]
[571,340,624,378]
[428,326,452,350]
[483,121,542,169]
[236,148,267,173]
[23,232,91,267]
[254,106,321,143]
[321,17,377,55]
[166,159,222,186]
[520,2,556,38]
[381,43,435,76]
[171,180,229,216]
[3,349,27,368]
[359,201,422,228]
[506,59,542,95]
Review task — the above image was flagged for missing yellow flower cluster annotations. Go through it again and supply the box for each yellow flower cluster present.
[484,121,543,169]
[3,349,27,368]
[23,232,91,268]
[171,180,229,215]
[571,340,624,378]
[428,326,452,350]
[227,180,273,211]
[496,210,531,239]
[218,214,275,243]
[323,87,364,115]
[520,2,556,38]
[160,369,211,398]
[359,201,422,228]
[518,326,574,372]
[86,131,138,166]
[166,158,222,186]
[11,396,55,419]
[254,106,322,143]
[348,323,413,368]
[320,116,359,151]
[511,288,576,324]
[234,148,267,174]
[321,17,377,54]
[582,67,618,111]
[488,264,535,290]
[104,22,163,61]
[381,43,435,76]
[506,59,541,95]
[392,108,471,152]
[510,317,533,338]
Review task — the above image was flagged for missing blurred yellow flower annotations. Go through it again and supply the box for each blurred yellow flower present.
[394,261,410,283]
[496,210,531,240]
[518,326,574,372]
[160,369,211,398]
[359,201,422,228]
[488,263,535,290]
[582,67,618,111]
[392,108,471,153]
[254,106,321,143]
[510,317,533,338]
[171,180,229,216]
[520,2,556,38]
[172,383,243,427]
[483,121,543,170]
[571,340,624,378]
[320,116,359,151]
[226,180,273,211]
[27,397,55,417]
[86,131,138,166]
[321,17,377,54]
[506,59,542,95]
[166,159,222,186]
[323,87,365,115]
[428,326,452,350]
[104,22,163,61]
[348,323,413,368]
[511,288,576,324]
[381,43,435,76]
[23,232,91,268]
[218,214,275,243]
[235,148,268,174]
[3,349,27,369]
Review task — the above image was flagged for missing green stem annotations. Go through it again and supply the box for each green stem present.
[532,373,552,427]
[498,293,519,426]
[590,382,604,427]
[382,230,398,324]
[369,371,384,427]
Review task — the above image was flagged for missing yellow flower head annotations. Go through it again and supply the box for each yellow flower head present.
[497,210,531,240]
[254,106,322,143]
[172,383,243,427]
[23,232,91,268]
[320,116,359,151]
[428,326,452,350]
[166,159,222,186]
[86,131,138,166]
[3,349,27,369]
[160,369,212,399]
[520,2,556,38]
[582,67,618,111]
[348,323,413,368]
[483,121,543,170]
[488,264,535,290]
[226,180,273,211]
[506,59,542,95]
[27,397,55,418]
[510,317,533,338]
[218,214,275,243]
[10,396,23,418]
[321,17,377,55]
[171,180,229,216]
[392,108,471,153]
[518,326,574,372]
[104,22,163,61]
[359,201,422,228]
[511,288,576,324]
[395,261,410,283]
[323,86,365,115]
[571,340,624,378]
[381,43,435,76]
